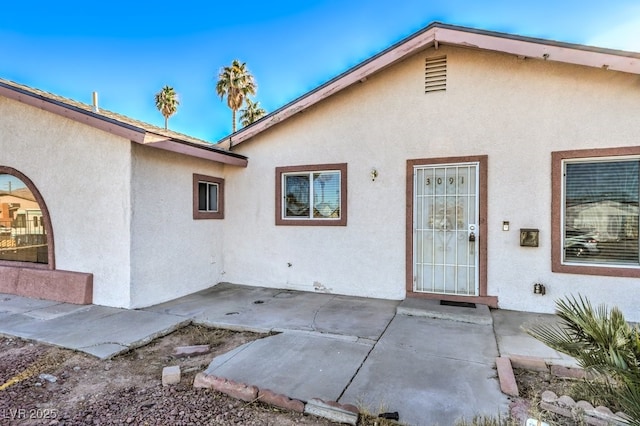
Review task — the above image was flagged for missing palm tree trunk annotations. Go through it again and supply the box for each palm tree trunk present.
[232,109,237,133]
[164,116,168,130]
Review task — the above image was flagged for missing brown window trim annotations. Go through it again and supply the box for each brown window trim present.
[405,155,496,307]
[0,166,55,270]
[552,146,640,278]
[275,163,347,226]
[193,174,224,220]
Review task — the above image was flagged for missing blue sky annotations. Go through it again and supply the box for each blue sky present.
[0,175,26,192]
[1,1,639,143]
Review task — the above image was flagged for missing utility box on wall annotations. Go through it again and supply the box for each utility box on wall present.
[520,229,539,247]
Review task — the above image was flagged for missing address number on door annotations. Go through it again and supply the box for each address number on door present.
[426,177,464,185]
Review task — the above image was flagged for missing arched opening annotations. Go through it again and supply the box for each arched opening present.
[0,167,55,269]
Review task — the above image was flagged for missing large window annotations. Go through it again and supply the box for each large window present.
[193,174,224,220]
[552,148,640,277]
[276,164,347,226]
[0,169,51,266]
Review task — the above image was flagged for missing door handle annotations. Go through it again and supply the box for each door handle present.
[469,232,476,242]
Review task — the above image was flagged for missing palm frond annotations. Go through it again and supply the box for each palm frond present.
[216,60,258,132]
[239,98,266,127]
[154,85,179,130]
[526,294,640,424]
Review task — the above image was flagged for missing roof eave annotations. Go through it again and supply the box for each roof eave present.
[434,26,640,74]
[220,22,640,149]
[1,81,247,166]
[218,27,437,150]
[142,133,248,167]
[0,83,146,142]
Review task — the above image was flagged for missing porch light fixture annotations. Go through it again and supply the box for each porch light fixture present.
[533,283,546,295]
[370,168,378,181]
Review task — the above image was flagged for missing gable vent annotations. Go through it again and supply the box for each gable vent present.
[425,56,447,93]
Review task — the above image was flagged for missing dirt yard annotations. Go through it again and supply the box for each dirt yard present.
[0,324,343,425]
[0,323,591,426]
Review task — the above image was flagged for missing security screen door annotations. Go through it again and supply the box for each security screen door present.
[413,163,479,295]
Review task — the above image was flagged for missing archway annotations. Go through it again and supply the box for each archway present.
[0,166,55,269]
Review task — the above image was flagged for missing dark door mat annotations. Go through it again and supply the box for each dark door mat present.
[440,300,476,309]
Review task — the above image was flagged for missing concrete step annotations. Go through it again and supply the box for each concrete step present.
[396,297,492,325]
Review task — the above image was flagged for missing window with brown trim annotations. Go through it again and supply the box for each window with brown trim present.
[552,147,640,278]
[276,164,347,226]
[193,174,224,220]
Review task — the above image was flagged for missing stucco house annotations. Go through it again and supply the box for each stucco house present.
[0,80,247,307]
[1,22,640,321]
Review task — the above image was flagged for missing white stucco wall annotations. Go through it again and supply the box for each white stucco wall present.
[225,45,640,321]
[3,43,639,320]
[129,144,225,308]
[0,97,132,307]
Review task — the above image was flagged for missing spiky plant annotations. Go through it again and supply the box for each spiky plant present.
[527,295,640,425]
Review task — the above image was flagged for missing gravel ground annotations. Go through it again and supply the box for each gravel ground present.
[0,325,341,426]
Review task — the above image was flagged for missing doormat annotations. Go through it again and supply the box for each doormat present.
[440,300,476,309]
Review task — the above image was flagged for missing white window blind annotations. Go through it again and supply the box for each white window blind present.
[564,159,639,264]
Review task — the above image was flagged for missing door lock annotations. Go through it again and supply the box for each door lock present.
[469,232,476,242]
[468,224,476,242]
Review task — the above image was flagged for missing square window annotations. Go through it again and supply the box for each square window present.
[276,164,347,226]
[198,181,219,212]
[193,174,224,220]
[552,148,640,277]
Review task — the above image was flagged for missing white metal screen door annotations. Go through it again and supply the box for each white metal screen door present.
[413,163,479,295]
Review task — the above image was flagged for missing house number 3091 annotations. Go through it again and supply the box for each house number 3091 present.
[425,177,464,185]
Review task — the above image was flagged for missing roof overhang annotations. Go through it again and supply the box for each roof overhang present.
[142,133,248,166]
[0,82,247,167]
[218,22,640,149]
[0,83,144,141]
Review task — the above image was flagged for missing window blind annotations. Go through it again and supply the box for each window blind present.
[564,160,639,264]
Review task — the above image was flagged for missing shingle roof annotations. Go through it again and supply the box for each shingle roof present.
[0,78,247,166]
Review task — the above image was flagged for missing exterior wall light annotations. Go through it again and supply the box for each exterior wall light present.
[533,283,546,295]
[370,168,378,181]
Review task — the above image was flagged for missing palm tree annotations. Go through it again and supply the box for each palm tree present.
[527,295,640,425]
[239,98,266,128]
[155,85,179,130]
[216,60,256,133]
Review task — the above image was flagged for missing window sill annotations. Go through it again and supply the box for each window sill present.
[276,218,347,226]
[552,261,640,279]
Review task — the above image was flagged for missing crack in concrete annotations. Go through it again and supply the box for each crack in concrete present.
[336,311,397,402]
[310,295,336,332]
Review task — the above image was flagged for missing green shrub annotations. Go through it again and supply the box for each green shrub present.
[527,295,640,425]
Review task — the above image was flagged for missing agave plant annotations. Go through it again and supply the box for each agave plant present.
[527,295,640,425]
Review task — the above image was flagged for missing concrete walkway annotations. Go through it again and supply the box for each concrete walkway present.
[0,283,577,425]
